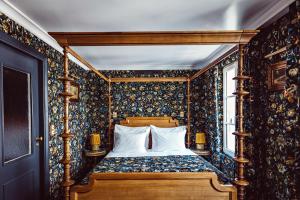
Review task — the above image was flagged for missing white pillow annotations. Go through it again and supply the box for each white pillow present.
[113,125,150,153]
[150,125,186,151]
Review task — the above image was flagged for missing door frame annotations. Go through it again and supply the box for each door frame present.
[0,31,49,200]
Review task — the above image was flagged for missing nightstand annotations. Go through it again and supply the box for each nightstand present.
[83,149,107,165]
[191,149,210,157]
[84,149,107,157]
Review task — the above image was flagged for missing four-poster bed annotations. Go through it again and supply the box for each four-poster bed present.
[52,30,258,200]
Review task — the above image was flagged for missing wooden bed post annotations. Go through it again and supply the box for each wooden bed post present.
[187,78,191,148]
[59,47,75,200]
[233,44,250,200]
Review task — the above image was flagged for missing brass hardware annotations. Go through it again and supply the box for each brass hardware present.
[36,136,43,142]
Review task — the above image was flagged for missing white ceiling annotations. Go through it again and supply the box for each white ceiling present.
[6,0,293,70]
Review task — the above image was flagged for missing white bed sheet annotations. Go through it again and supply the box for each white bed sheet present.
[106,148,196,158]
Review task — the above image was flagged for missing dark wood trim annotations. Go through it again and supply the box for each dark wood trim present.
[190,45,238,80]
[0,31,49,200]
[49,30,258,46]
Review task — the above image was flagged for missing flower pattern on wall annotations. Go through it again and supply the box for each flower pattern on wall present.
[190,53,238,180]
[0,12,109,200]
[102,70,195,126]
[191,2,300,199]
[1,1,299,199]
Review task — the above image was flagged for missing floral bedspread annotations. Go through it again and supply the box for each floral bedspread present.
[81,155,231,184]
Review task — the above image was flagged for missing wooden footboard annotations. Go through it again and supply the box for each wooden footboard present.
[70,172,237,200]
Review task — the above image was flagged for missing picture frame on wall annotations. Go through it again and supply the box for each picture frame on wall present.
[267,61,287,91]
[70,82,80,102]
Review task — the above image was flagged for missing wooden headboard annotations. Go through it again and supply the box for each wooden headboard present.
[120,117,179,127]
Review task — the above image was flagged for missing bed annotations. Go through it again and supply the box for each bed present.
[70,117,237,200]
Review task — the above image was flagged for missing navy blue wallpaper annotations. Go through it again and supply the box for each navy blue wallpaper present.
[245,2,299,199]
[0,12,109,200]
[102,70,195,126]
[1,1,299,199]
[191,2,300,199]
[190,53,238,180]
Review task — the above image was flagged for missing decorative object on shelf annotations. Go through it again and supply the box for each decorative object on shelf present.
[90,132,101,151]
[69,82,80,102]
[267,61,287,91]
[195,132,206,150]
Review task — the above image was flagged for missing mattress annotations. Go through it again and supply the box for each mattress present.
[80,150,231,185]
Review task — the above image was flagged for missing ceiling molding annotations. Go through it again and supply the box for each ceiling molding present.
[244,0,295,29]
[195,0,294,70]
[66,47,110,81]
[191,45,238,80]
[193,45,235,69]
[0,0,89,70]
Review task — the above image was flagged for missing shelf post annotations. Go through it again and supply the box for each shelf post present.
[59,47,75,200]
[233,44,250,200]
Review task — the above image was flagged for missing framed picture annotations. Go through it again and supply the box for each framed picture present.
[267,61,287,91]
[70,82,80,102]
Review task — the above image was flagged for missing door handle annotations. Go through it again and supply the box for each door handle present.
[36,136,43,142]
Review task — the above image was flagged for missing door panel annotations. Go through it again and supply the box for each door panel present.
[3,67,32,163]
[3,170,34,200]
[0,39,41,200]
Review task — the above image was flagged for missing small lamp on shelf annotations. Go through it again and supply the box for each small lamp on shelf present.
[90,132,101,151]
[196,132,206,150]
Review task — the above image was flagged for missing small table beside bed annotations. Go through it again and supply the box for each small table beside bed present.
[71,117,237,200]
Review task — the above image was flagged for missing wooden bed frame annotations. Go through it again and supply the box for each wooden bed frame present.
[57,31,256,200]
[70,117,237,200]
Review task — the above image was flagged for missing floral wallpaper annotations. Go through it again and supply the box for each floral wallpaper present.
[102,70,194,126]
[190,53,238,180]
[1,1,299,199]
[244,2,300,199]
[191,2,300,199]
[0,12,109,200]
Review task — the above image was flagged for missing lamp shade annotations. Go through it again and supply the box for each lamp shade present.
[196,132,206,144]
[90,133,101,145]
